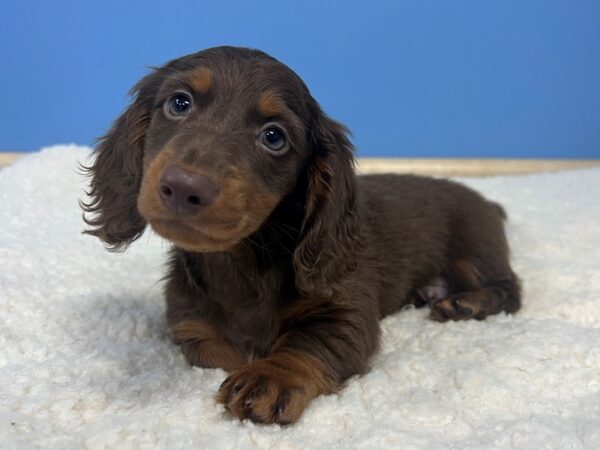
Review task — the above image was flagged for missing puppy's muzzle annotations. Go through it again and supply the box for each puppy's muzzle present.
[158,165,219,215]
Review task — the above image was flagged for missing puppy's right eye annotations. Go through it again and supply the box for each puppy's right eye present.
[164,92,193,118]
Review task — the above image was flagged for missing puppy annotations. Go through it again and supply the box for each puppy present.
[82,46,520,424]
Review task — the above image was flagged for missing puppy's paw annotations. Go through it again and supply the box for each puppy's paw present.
[216,353,334,424]
[216,361,310,424]
[430,294,484,321]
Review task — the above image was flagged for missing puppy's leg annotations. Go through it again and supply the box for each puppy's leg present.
[430,259,521,321]
[165,263,246,370]
[217,298,379,424]
[170,319,246,371]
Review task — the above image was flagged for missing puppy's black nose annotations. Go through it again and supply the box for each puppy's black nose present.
[158,165,218,215]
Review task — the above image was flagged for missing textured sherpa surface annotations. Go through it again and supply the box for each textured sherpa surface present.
[1,145,600,449]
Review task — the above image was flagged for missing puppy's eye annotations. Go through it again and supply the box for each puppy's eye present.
[165,92,193,118]
[260,127,287,153]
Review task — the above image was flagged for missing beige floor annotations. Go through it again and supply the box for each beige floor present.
[1,152,599,177]
[356,158,600,177]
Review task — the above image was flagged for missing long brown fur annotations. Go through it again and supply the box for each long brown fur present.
[82,46,521,424]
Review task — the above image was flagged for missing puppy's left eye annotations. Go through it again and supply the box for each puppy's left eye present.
[260,127,287,153]
[164,92,193,118]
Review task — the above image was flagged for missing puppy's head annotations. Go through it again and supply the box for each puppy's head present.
[82,46,356,257]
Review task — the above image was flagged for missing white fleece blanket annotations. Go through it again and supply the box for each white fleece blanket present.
[1,146,599,449]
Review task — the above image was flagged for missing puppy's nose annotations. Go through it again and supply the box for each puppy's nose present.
[158,165,219,215]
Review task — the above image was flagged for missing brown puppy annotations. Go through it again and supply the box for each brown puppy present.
[82,46,521,425]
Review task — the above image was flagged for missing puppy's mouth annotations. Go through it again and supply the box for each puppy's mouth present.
[147,215,251,252]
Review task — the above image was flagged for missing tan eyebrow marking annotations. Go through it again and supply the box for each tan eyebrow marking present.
[187,67,214,94]
[257,90,286,117]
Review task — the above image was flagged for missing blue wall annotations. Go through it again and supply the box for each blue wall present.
[1,0,599,157]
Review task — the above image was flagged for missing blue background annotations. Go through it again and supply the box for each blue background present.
[1,0,599,157]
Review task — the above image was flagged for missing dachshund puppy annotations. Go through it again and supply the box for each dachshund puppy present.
[82,46,520,425]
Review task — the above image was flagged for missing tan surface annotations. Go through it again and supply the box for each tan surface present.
[0,153,25,167]
[356,158,600,177]
[1,152,599,176]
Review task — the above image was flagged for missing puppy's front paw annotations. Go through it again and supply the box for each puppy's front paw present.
[216,353,334,424]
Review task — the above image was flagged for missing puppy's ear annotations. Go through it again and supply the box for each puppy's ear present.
[81,71,160,251]
[293,106,363,295]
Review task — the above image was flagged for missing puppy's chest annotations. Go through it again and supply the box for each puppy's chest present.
[207,270,284,359]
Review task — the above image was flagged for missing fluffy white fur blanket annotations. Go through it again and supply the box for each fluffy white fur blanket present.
[1,146,599,449]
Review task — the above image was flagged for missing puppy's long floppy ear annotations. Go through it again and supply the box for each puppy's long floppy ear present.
[293,105,363,295]
[81,71,161,251]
